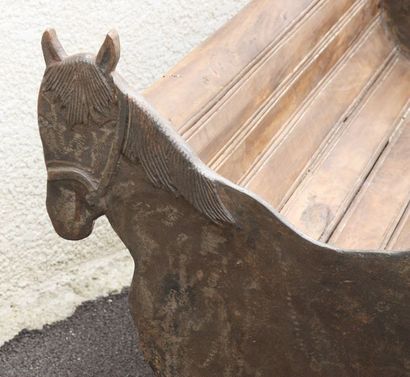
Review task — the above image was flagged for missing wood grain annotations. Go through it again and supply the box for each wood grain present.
[144,0,318,131]
[386,200,410,251]
[213,0,379,182]
[186,0,361,163]
[143,0,410,251]
[244,22,394,206]
[330,106,410,249]
[282,57,410,242]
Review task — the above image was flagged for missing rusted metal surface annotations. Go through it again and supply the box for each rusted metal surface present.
[38,27,410,377]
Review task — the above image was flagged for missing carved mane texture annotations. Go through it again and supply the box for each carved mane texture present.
[42,56,115,127]
[122,95,235,225]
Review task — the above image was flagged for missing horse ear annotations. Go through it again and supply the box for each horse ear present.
[96,30,120,73]
[41,29,67,66]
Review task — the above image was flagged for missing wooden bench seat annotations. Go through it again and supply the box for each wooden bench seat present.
[145,0,410,251]
[38,1,410,374]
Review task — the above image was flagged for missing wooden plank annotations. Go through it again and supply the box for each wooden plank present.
[281,57,410,242]
[386,201,410,251]
[329,109,410,250]
[243,22,394,206]
[213,0,379,182]
[186,0,360,163]
[143,0,318,132]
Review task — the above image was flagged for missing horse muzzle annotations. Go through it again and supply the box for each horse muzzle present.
[45,162,103,240]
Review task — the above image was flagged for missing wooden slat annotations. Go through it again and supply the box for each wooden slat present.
[329,108,410,250]
[186,0,361,163]
[213,0,379,183]
[281,57,410,242]
[243,21,394,207]
[143,0,318,132]
[386,201,410,251]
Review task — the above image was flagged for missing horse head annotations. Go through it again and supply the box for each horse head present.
[38,29,124,240]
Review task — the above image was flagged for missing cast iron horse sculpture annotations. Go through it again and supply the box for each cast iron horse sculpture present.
[38,29,409,376]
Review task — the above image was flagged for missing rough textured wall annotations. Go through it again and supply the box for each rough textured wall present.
[0,0,249,345]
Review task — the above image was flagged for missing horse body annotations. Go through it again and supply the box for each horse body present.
[38,29,410,376]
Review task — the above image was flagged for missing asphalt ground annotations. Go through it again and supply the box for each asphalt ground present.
[0,289,154,377]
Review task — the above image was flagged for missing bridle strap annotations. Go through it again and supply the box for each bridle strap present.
[88,90,129,202]
[46,163,99,192]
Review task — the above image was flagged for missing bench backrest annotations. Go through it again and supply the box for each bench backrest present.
[144,0,380,198]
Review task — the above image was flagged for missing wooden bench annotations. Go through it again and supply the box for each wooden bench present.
[145,0,410,251]
[38,1,410,376]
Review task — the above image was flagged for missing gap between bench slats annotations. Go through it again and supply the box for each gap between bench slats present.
[330,106,410,250]
[186,0,364,164]
[282,56,410,245]
[211,0,379,182]
[387,196,410,251]
[244,21,394,207]
[143,0,319,130]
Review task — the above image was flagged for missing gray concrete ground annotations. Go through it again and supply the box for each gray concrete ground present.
[0,289,154,377]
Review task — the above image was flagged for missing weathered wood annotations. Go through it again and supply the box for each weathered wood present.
[387,201,410,250]
[282,56,410,242]
[144,0,318,131]
[213,0,379,181]
[330,108,410,249]
[38,1,410,376]
[186,0,361,163]
[245,21,395,206]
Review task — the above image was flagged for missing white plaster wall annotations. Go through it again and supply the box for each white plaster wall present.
[0,0,249,345]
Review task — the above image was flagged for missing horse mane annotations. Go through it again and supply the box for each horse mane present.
[42,56,115,127]
[122,94,235,224]
[42,57,233,224]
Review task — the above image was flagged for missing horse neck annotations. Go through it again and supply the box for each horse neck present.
[106,77,232,257]
[105,154,209,259]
